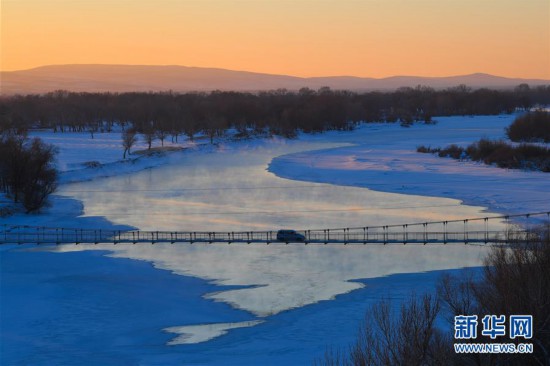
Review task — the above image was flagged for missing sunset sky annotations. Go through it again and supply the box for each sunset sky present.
[1,0,549,79]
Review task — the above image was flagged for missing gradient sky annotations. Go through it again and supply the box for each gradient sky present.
[1,0,549,78]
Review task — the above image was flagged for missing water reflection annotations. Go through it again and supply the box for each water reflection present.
[57,242,490,316]
[54,138,502,317]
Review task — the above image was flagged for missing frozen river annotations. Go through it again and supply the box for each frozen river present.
[60,139,500,231]
[53,135,499,316]
[53,132,495,352]
[4,114,547,365]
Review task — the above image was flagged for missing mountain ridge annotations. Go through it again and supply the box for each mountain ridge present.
[1,64,548,95]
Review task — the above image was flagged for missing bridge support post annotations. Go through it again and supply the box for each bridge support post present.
[423,223,427,245]
[503,215,510,243]
[523,214,531,243]
[484,218,488,243]
[344,228,348,244]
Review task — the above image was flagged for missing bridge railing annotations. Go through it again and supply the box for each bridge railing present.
[0,226,280,244]
[2,209,548,245]
[1,226,117,244]
[302,229,518,244]
[0,226,536,245]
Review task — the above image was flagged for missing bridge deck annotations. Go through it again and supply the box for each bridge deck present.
[3,211,548,246]
[0,227,533,245]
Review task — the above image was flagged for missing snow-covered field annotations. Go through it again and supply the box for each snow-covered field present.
[31,129,187,171]
[270,115,550,217]
[2,114,549,365]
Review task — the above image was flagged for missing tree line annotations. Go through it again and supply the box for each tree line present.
[1,84,549,139]
[1,85,548,212]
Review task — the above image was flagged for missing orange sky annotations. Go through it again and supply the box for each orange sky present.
[1,0,549,79]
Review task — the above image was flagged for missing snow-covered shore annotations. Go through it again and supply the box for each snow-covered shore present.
[269,114,550,220]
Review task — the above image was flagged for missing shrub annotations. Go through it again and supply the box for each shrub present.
[437,144,465,159]
[0,133,58,212]
[506,111,550,143]
[417,145,437,154]
[418,138,550,172]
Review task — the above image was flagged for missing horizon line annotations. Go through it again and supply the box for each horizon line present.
[2,63,550,82]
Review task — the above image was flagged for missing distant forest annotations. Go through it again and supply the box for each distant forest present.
[1,85,549,140]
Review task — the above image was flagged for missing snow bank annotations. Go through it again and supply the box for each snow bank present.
[269,115,550,220]
[30,129,186,171]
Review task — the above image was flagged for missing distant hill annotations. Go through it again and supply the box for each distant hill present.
[1,64,548,95]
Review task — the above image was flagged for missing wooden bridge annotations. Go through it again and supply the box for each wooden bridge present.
[1,211,548,246]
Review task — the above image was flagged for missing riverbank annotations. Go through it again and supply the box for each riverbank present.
[269,114,550,221]
[0,246,256,365]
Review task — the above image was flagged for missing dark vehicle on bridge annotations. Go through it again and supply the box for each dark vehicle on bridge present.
[276,230,305,242]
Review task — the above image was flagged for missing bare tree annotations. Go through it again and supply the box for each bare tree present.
[156,129,168,147]
[318,229,550,366]
[0,133,58,212]
[439,233,550,366]
[316,294,449,366]
[122,128,137,159]
[142,128,155,150]
[22,138,58,212]
[87,123,98,139]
